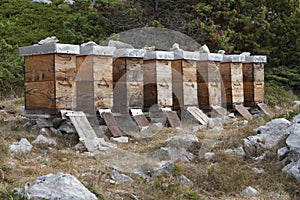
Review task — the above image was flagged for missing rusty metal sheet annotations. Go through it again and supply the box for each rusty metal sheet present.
[235,104,253,120]
[102,112,123,136]
[257,103,274,118]
[187,106,209,125]
[212,106,229,117]
[164,110,181,128]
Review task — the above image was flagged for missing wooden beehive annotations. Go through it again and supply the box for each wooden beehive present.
[113,49,146,113]
[19,43,79,114]
[172,50,199,109]
[196,53,223,109]
[243,55,266,107]
[220,55,245,108]
[76,45,116,113]
[143,51,174,110]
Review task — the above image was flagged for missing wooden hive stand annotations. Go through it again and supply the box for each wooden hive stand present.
[19,43,79,115]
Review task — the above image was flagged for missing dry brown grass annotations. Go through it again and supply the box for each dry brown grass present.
[0,98,300,199]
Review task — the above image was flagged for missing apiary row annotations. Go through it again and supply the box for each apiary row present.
[19,43,266,115]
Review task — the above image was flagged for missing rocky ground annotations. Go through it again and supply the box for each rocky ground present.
[0,98,300,200]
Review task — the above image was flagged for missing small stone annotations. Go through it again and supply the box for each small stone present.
[204,152,215,160]
[277,146,289,159]
[111,170,134,184]
[59,121,76,135]
[228,113,235,118]
[242,120,249,125]
[293,100,300,107]
[252,167,266,174]
[275,105,282,110]
[111,136,129,143]
[50,127,63,137]
[241,186,259,196]
[52,118,64,129]
[39,128,52,137]
[32,135,57,146]
[177,175,193,186]
[36,118,53,129]
[255,153,266,161]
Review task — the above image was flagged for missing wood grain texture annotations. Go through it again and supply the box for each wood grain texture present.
[253,63,264,82]
[219,62,231,82]
[25,81,55,109]
[182,60,198,106]
[24,54,54,82]
[208,82,222,106]
[207,61,221,82]
[254,81,264,102]
[243,82,254,107]
[143,60,157,109]
[171,60,183,108]
[230,63,244,104]
[156,60,173,107]
[243,63,254,82]
[198,82,209,108]
[75,81,94,113]
[196,61,208,82]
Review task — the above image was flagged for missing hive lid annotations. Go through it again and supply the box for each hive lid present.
[80,45,116,56]
[19,43,80,56]
[114,49,146,58]
[174,50,200,61]
[222,54,246,62]
[199,53,223,61]
[144,51,174,60]
[244,55,267,63]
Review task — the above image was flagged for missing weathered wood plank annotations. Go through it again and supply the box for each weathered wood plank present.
[164,110,181,128]
[254,81,264,102]
[171,60,183,108]
[187,106,209,125]
[102,112,124,136]
[243,82,254,107]
[75,55,93,81]
[257,103,274,118]
[156,60,173,107]
[25,81,55,109]
[219,62,231,82]
[198,82,209,108]
[182,60,198,106]
[207,61,221,82]
[253,63,264,82]
[235,104,253,120]
[24,55,55,82]
[208,81,222,106]
[196,61,208,82]
[243,63,254,82]
[75,81,94,113]
[231,63,244,104]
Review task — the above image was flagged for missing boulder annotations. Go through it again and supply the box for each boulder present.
[23,173,97,200]
[59,121,76,135]
[10,138,32,155]
[282,159,300,182]
[286,120,300,150]
[243,118,291,149]
[32,135,57,146]
[36,118,53,129]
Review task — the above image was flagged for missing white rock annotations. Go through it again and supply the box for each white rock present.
[38,36,58,44]
[252,167,265,174]
[111,136,129,143]
[242,120,249,125]
[254,153,266,161]
[240,186,259,196]
[111,170,134,184]
[32,135,57,146]
[166,134,198,144]
[244,118,291,149]
[177,175,193,186]
[208,118,223,130]
[286,122,300,150]
[23,173,97,200]
[228,113,235,118]
[282,159,300,182]
[277,146,289,159]
[293,101,300,107]
[199,44,210,53]
[10,138,32,155]
[204,152,215,160]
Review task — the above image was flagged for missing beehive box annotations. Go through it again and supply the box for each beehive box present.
[172,50,199,109]
[220,55,245,108]
[243,55,266,107]
[19,43,79,114]
[143,51,174,110]
[113,49,146,113]
[76,45,116,113]
[196,53,223,109]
